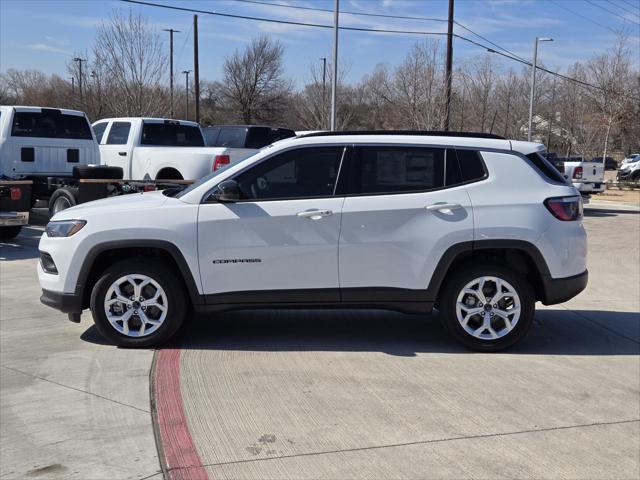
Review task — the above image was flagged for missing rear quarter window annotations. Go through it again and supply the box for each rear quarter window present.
[525,152,567,183]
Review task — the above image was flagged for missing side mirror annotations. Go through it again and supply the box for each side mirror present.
[213,179,240,202]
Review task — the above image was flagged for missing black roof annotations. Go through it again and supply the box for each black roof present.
[300,130,505,140]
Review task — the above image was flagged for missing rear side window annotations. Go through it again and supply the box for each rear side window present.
[526,152,567,183]
[216,127,247,148]
[203,127,221,147]
[106,122,131,145]
[348,146,445,195]
[245,127,272,149]
[92,122,108,143]
[141,123,204,147]
[11,110,92,140]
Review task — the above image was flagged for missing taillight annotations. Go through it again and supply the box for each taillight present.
[213,155,230,171]
[544,196,583,221]
[573,166,583,179]
[10,187,21,201]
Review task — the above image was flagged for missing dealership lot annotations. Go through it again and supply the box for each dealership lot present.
[1,204,639,479]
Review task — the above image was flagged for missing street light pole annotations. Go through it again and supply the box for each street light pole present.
[320,57,327,129]
[182,70,192,120]
[330,0,339,131]
[527,37,553,142]
[163,28,181,118]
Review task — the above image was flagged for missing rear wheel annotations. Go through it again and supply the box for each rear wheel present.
[439,262,535,352]
[90,260,187,347]
[0,226,22,241]
[48,187,78,216]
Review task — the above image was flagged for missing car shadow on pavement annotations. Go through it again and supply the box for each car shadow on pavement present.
[99,308,639,357]
[0,226,43,261]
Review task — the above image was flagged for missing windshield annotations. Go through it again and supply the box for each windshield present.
[624,155,639,163]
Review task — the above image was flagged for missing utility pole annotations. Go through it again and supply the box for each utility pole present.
[193,15,200,124]
[320,57,327,129]
[528,36,553,142]
[182,70,192,120]
[69,77,75,95]
[163,28,180,118]
[330,0,339,131]
[73,57,84,103]
[443,0,454,131]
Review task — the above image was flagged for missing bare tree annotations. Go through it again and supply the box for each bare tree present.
[222,36,291,124]
[92,10,168,117]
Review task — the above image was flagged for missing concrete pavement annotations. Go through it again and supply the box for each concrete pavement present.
[0,226,162,479]
[169,208,639,479]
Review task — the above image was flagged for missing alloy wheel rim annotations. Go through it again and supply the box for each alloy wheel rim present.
[53,197,71,214]
[455,276,521,340]
[104,274,168,337]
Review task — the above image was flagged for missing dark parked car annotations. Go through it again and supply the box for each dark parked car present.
[203,125,296,149]
[591,156,617,171]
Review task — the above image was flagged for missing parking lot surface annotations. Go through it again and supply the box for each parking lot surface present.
[1,204,639,479]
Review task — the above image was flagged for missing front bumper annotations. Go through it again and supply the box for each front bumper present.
[40,289,83,314]
[540,270,588,305]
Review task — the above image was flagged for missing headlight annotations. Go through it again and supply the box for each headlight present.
[45,220,86,237]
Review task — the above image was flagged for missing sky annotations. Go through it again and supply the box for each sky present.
[1,0,639,87]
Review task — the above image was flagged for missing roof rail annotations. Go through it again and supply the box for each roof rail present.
[299,130,506,140]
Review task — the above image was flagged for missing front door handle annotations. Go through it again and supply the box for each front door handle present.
[297,209,333,220]
[118,151,127,156]
[426,202,462,212]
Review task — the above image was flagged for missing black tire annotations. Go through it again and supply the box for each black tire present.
[73,165,123,180]
[0,226,22,241]
[48,187,78,216]
[439,262,535,352]
[90,260,187,347]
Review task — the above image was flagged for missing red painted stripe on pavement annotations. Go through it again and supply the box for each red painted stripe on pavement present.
[154,348,209,480]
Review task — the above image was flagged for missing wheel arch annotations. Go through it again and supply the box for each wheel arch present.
[155,167,184,180]
[428,240,551,303]
[77,240,202,310]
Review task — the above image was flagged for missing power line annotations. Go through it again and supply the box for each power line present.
[234,0,528,62]
[608,0,640,17]
[121,0,449,37]
[549,0,619,34]
[584,0,640,24]
[618,0,640,10]
[233,0,447,23]
[121,0,640,102]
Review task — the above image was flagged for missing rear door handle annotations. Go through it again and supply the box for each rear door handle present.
[426,202,462,212]
[297,209,333,220]
[118,152,127,156]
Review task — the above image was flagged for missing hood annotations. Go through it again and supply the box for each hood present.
[51,190,170,221]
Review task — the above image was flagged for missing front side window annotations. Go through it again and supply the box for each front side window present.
[92,122,108,143]
[235,147,344,200]
[141,123,204,147]
[106,122,131,145]
[11,110,92,140]
[348,146,445,195]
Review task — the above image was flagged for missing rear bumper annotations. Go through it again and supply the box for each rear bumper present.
[40,289,83,314]
[0,211,29,227]
[573,182,604,193]
[540,270,588,305]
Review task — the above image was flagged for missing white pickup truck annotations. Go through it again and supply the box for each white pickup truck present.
[562,157,605,195]
[91,118,243,180]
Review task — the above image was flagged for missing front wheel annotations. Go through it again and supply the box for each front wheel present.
[439,262,535,352]
[90,260,187,347]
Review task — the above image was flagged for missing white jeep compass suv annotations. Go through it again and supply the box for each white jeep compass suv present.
[38,132,588,351]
